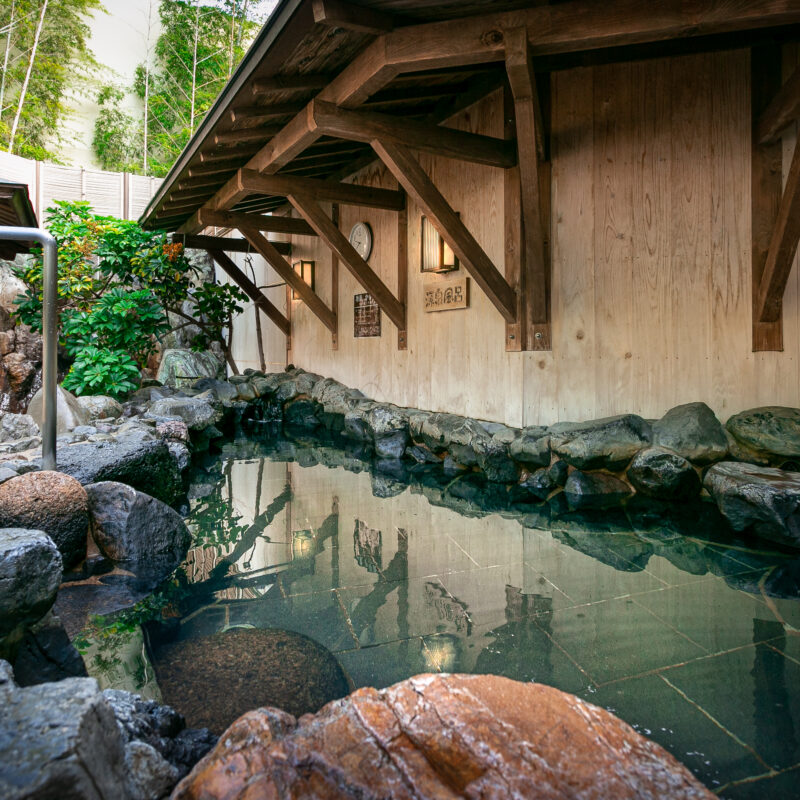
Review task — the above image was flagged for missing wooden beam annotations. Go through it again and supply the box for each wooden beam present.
[239,169,406,210]
[756,137,800,324]
[312,0,394,35]
[372,139,517,323]
[757,65,800,145]
[252,74,332,95]
[310,99,516,168]
[214,127,279,146]
[229,103,306,125]
[239,226,337,333]
[199,149,257,164]
[173,234,291,256]
[208,249,290,336]
[396,203,408,350]
[188,164,239,178]
[288,193,406,331]
[752,46,785,351]
[198,209,317,236]
[505,27,550,350]
[180,0,800,233]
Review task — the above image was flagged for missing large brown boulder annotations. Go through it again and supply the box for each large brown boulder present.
[0,472,88,567]
[172,674,714,800]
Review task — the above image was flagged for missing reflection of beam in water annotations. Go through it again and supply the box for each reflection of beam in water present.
[752,618,796,764]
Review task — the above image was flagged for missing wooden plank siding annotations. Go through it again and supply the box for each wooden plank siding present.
[229,47,799,426]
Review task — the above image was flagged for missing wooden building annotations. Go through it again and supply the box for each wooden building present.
[140,0,800,428]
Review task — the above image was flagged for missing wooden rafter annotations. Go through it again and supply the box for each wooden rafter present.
[230,103,306,125]
[289,193,406,331]
[198,209,317,236]
[252,74,332,95]
[214,128,280,146]
[239,226,337,333]
[176,0,800,234]
[311,0,394,34]
[173,233,291,256]
[372,139,517,323]
[208,249,290,336]
[504,26,550,350]
[239,169,406,210]
[310,99,516,168]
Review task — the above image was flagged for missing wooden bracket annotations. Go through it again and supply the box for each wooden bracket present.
[312,0,394,34]
[372,138,517,323]
[751,46,798,352]
[310,99,516,168]
[239,226,338,334]
[288,193,407,335]
[173,233,291,256]
[208,249,290,337]
[504,27,551,352]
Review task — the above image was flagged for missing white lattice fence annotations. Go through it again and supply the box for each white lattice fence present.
[0,151,163,223]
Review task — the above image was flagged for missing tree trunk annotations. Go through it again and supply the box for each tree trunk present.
[9,0,49,153]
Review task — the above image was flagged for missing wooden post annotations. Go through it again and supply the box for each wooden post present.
[331,203,339,350]
[397,203,408,350]
[752,46,785,351]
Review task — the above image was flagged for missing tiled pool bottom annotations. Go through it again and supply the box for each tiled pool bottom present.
[87,438,800,798]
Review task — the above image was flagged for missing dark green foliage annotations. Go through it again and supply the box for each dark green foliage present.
[12,200,247,396]
[0,0,103,159]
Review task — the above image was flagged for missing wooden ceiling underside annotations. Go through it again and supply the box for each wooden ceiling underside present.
[143,0,800,232]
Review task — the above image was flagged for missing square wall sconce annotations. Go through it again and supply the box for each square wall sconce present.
[291,260,315,300]
[420,215,459,273]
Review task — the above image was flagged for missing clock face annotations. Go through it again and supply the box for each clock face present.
[349,221,373,261]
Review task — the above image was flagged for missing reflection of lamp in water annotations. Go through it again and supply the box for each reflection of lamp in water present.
[423,634,459,673]
[292,529,315,559]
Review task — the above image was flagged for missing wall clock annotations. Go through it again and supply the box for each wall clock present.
[349,221,373,261]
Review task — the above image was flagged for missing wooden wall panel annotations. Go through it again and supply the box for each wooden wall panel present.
[234,48,799,428]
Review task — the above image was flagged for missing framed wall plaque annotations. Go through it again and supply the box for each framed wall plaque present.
[423,276,470,312]
[354,292,381,337]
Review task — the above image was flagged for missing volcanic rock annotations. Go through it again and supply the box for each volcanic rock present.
[0,471,88,567]
[171,674,714,800]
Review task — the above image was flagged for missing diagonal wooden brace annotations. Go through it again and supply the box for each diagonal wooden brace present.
[287,193,407,331]
[239,226,337,334]
[372,138,517,323]
[208,249,290,336]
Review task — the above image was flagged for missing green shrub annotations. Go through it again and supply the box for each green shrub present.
[13,200,247,397]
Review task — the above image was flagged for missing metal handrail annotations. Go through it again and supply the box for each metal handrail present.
[0,227,57,469]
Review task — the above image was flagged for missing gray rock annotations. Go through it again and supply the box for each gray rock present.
[516,468,555,501]
[235,381,257,402]
[551,414,652,471]
[147,395,223,432]
[626,447,701,500]
[28,384,90,433]
[275,371,318,404]
[283,398,322,429]
[76,395,124,420]
[471,433,518,483]
[0,434,40,453]
[509,427,551,467]
[652,402,728,465]
[704,461,800,549]
[726,406,800,462]
[85,481,191,567]
[367,404,409,459]
[563,471,633,509]
[191,378,238,404]
[0,412,39,443]
[480,421,519,445]
[724,429,771,466]
[548,460,570,487]
[53,433,182,505]
[0,467,18,485]
[73,425,98,436]
[343,400,376,442]
[156,349,223,389]
[0,671,132,800]
[0,529,61,658]
[124,741,179,800]
[167,441,191,474]
[0,471,89,568]
[12,610,87,686]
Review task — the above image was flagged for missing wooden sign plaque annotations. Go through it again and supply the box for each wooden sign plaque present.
[354,292,381,337]
[423,276,470,312]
